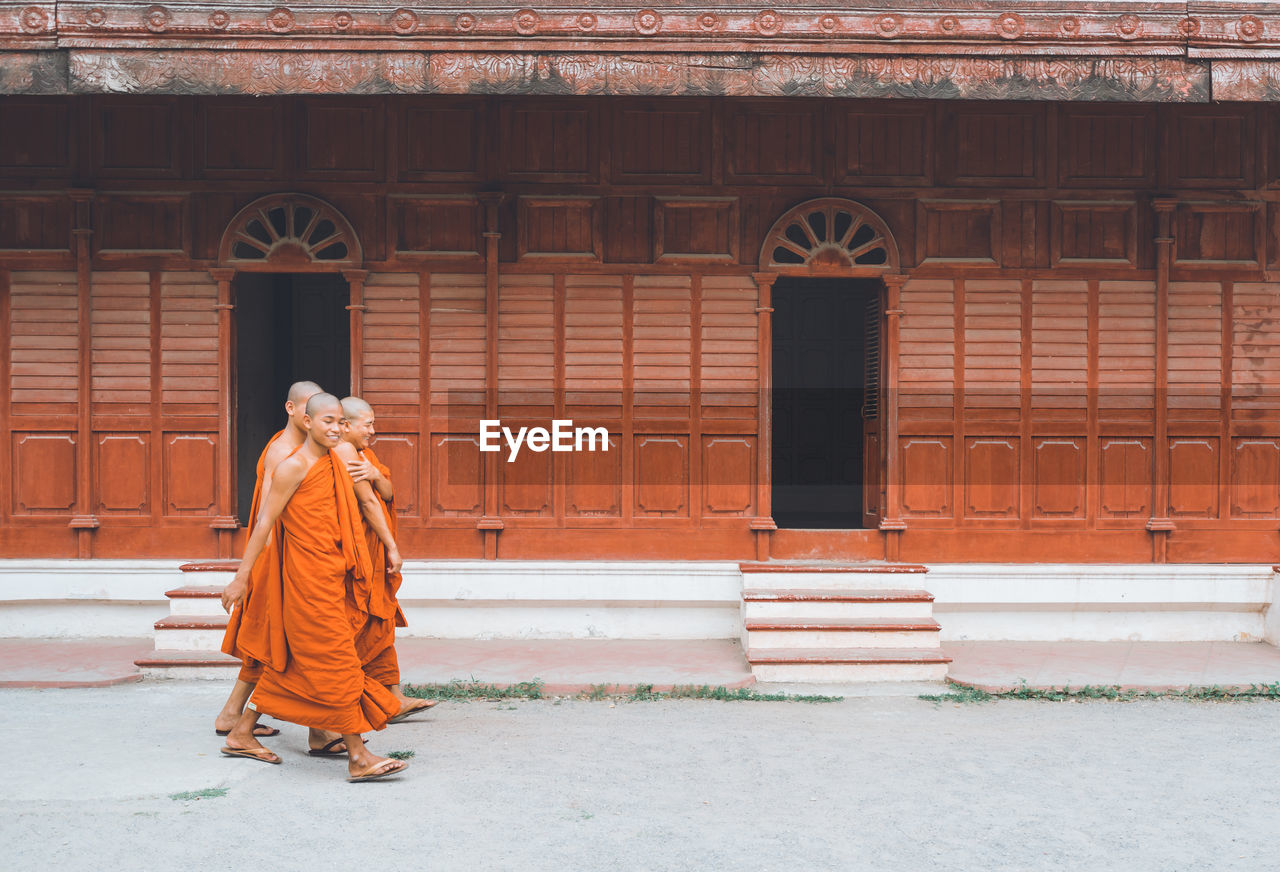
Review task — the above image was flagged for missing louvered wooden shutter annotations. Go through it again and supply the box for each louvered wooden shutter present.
[861,290,880,420]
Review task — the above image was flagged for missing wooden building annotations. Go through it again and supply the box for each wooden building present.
[3,3,1280,673]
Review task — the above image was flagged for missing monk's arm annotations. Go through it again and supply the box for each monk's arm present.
[348,455,394,502]
[336,445,403,573]
[220,458,307,613]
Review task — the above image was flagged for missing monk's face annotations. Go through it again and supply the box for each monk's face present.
[304,403,344,448]
[343,413,375,451]
[286,391,322,430]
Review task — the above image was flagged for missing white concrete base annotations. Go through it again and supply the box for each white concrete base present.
[752,662,950,683]
[139,664,238,680]
[746,629,940,649]
[0,560,184,637]
[744,599,934,620]
[153,627,226,652]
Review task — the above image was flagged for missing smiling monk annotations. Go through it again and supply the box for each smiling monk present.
[219,393,406,783]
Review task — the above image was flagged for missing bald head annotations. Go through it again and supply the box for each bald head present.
[340,396,373,422]
[305,392,342,417]
[288,381,323,404]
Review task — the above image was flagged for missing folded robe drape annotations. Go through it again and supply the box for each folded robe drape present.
[240,452,400,734]
[352,446,408,686]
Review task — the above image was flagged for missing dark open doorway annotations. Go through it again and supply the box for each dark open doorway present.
[771,277,880,529]
[233,273,350,524]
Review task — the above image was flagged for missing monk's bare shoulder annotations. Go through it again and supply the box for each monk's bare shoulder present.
[263,437,297,469]
[331,441,359,463]
[271,452,309,489]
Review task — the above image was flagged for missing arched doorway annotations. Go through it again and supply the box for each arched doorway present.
[759,199,901,530]
[217,194,364,523]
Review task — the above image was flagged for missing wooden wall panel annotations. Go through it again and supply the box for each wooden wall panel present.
[196,98,283,179]
[430,434,482,517]
[1231,283,1280,424]
[1097,282,1155,423]
[499,447,553,517]
[1174,204,1262,267]
[0,98,72,176]
[96,196,187,253]
[1098,438,1151,519]
[399,101,485,181]
[964,280,1021,414]
[94,433,149,514]
[300,100,384,180]
[565,434,622,518]
[497,274,554,408]
[700,276,757,414]
[900,437,952,519]
[369,434,417,517]
[0,196,71,253]
[634,434,688,517]
[838,105,932,186]
[428,273,486,411]
[11,432,76,514]
[613,102,711,184]
[633,275,692,412]
[90,272,151,409]
[1168,438,1219,519]
[1051,202,1137,267]
[725,100,822,184]
[160,273,219,413]
[1033,438,1085,519]
[1231,439,1280,518]
[603,197,653,264]
[392,197,482,257]
[1031,280,1088,417]
[655,198,738,262]
[703,435,755,516]
[964,437,1020,520]
[163,433,217,515]
[1058,106,1155,188]
[501,102,598,182]
[1165,107,1255,189]
[940,105,1045,187]
[518,197,601,261]
[362,273,420,414]
[92,97,183,179]
[8,271,78,412]
[564,275,624,408]
[1167,282,1222,421]
[919,201,999,264]
[899,279,955,421]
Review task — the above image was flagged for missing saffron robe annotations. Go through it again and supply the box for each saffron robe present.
[352,446,408,686]
[221,429,285,684]
[243,453,400,734]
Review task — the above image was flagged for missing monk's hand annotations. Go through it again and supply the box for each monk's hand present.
[347,457,379,484]
[387,547,404,576]
[221,574,248,614]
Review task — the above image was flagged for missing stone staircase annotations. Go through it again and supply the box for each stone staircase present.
[741,562,951,683]
[134,561,241,678]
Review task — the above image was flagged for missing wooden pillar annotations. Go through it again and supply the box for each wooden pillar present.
[344,269,367,397]
[68,191,98,557]
[749,272,777,561]
[477,193,504,559]
[1146,200,1177,561]
[208,268,239,557]
[878,274,909,562]
[0,269,11,535]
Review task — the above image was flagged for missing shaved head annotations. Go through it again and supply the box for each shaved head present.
[340,396,373,421]
[305,392,341,417]
[287,381,323,404]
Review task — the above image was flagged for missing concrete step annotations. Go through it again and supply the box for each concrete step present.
[153,615,228,652]
[743,588,934,619]
[740,562,929,591]
[135,648,240,680]
[745,618,941,649]
[747,647,952,683]
[165,586,225,617]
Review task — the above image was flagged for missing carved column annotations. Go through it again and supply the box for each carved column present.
[1147,200,1177,562]
[879,274,909,563]
[750,272,778,561]
[344,269,368,397]
[477,193,504,559]
[68,191,98,557]
[208,268,240,557]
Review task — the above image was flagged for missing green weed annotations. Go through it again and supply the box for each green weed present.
[403,678,545,701]
[386,750,415,760]
[922,679,1280,704]
[169,788,228,802]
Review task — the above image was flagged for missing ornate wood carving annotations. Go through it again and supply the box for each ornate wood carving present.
[217,193,362,269]
[760,198,899,274]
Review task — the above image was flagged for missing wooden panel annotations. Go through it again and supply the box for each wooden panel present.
[964,280,1021,412]
[1057,106,1155,188]
[565,275,624,408]
[362,273,420,412]
[613,102,711,183]
[565,433,621,518]
[603,197,653,263]
[392,197,482,257]
[1231,283,1280,423]
[501,102,598,182]
[300,100,384,180]
[900,437,952,518]
[93,98,181,178]
[919,201,999,264]
[90,272,151,408]
[0,98,71,175]
[430,434,482,517]
[1168,282,1222,420]
[159,272,219,411]
[633,275,692,410]
[8,271,78,410]
[499,445,553,516]
[701,276,757,411]
[837,105,932,186]
[369,434,417,517]
[1051,202,1137,266]
[1173,204,1262,266]
[399,101,484,181]
[964,438,1020,520]
[429,273,486,409]
[655,198,738,262]
[497,274,554,407]
[518,197,601,261]
[634,434,688,517]
[1231,439,1280,518]
[0,196,70,252]
[899,279,954,419]
[703,435,755,516]
[196,98,283,178]
[1097,282,1155,423]
[1031,280,1088,415]
[1166,108,1255,189]
[97,196,186,253]
[939,105,1044,187]
[1168,438,1219,519]
[95,433,149,514]
[725,100,822,184]
[12,432,76,514]
[1098,438,1151,519]
[1033,438,1085,519]
[163,433,217,514]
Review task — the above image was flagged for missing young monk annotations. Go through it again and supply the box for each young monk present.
[336,396,437,722]
[219,393,407,783]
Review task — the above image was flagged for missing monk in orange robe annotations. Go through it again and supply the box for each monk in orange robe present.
[214,379,321,740]
[335,396,436,721]
[220,393,406,782]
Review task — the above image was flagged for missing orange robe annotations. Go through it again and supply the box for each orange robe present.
[352,446,408,686]
[239,453,400,734]
[222,429,285,684]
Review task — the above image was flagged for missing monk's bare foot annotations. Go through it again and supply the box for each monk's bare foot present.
[345,737,407,782]
[308,728,347,754]
[223,716,280,764]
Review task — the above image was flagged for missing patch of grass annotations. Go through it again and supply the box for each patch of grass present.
[921,679,1280,704]
[663,684,841,703]
[169,788,228,802]
[386,750,415,760]
[403,678,544,701]
[630,683,659,701]
[580,683,613,701]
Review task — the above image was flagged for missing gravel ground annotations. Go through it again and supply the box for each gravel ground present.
[4,683,1278,871]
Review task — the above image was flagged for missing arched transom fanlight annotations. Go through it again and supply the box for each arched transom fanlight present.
[760,198,899,273]
[218,194,362,269]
